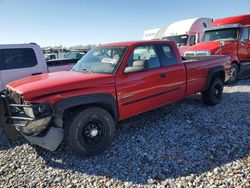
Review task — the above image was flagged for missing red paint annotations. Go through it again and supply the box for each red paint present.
[7,40,230,121]
[211,15,250,26]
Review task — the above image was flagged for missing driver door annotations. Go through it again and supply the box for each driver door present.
[116,45,165,120]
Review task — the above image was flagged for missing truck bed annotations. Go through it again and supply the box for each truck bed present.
[47,58,78,72]
[183,55,231,96]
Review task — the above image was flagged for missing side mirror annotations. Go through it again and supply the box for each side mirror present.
[124,60,147,73]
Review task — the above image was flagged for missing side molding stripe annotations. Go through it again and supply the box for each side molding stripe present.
[122,87,181,106]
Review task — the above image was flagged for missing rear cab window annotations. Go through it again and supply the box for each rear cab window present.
[0,48,37,70]
[155,44,178,67]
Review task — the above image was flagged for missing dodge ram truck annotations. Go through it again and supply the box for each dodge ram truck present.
[0,40,231,157]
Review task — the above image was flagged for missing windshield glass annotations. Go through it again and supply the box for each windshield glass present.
[72,46,127,74]
[163,35,188,47]
[202,28,239,42]
[65,52,86,59]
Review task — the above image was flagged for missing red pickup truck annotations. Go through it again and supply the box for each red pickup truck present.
[0,40,230,156]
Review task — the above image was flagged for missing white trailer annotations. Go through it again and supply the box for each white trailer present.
[143,28,161,40]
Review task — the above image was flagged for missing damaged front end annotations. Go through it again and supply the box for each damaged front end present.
[0,90,63,151]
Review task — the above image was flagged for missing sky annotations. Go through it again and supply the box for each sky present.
[0,0,249,47]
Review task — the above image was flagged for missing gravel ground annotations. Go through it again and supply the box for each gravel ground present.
[0,79,250,187]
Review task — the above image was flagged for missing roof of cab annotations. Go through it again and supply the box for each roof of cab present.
[102,40,174,47]
[0,43,38,47]
[212,14,250,26]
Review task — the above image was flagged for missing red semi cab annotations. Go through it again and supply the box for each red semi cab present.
[184,14,250,83]
[0,40,230,156]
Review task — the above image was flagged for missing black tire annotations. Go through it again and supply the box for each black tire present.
[64,107,115,157]
[202,78,223,105]
[227,63,239,84]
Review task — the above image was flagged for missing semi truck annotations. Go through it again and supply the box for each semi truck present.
[163,18,213,55]
[0,40,230,156]
[143,18,213,55]
[184,14,250,83]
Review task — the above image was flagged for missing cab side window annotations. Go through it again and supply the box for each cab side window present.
[241,27,249,41]
[156,44,178,67]
[0,48,38,70]
[189,35,196,46]
[126,45,160,69]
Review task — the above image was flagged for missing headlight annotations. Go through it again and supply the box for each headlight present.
[23,107,35,118]
[184,50,211,57]
[23,104,53,118]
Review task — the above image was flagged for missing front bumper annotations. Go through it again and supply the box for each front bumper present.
[0,90,63,151]
[0,90,53,136]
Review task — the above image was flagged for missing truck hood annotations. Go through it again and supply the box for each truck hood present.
[7,71,115,100]
[186,41,236,54]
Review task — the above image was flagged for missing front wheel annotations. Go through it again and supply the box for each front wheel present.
[227,63,239,84]
[64,107,115,157]
[202,78,223,105]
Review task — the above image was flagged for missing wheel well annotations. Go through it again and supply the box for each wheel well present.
[231,61,239,71]
[62,103,118,125]
[212,70,225,82]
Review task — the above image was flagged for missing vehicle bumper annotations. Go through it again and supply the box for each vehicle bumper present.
[0,90,63,151]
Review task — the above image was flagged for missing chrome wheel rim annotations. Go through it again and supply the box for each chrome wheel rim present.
[230,67,237,81]
[81,120,105,145]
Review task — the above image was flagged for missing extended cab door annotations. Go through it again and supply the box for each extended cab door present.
[116,44,186,120]
[155,43,186,100]
[0,46,47,89]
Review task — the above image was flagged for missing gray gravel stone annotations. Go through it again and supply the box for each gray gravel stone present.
[0,79,250,187]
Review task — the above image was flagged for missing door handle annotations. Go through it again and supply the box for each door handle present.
[31,72,42,76]
[240,42,246,47]
[159,73,167,78]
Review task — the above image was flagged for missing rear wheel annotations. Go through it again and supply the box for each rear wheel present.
[202,78,223,105]
[227,63,239,84]
[64,107,115,157]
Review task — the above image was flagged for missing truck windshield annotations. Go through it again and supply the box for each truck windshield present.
[202,28,239,42]
[72,46,127,74]
[163,35,188,47]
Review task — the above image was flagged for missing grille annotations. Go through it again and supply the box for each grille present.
[185,52,195,57]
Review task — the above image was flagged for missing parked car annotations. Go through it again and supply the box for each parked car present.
[64,51,87,59]
[0,43,77,91]
[184,14,250,83]
[44,53,58,61]
[143,18,213,55]
[0,40,230,156]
